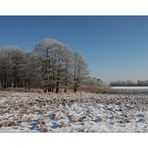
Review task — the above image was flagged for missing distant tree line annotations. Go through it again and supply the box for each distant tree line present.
[110,80,148,86]
[0,39,89,93]
[83,77,103,86]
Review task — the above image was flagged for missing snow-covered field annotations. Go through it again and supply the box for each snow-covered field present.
[0,91,148,132]
[111,86,148,94]
[112,86,148,90]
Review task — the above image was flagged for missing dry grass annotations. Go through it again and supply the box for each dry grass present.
[79,85,111,93]
[1,85,111,95]
[3,87,44,93]
[29,88,44,93]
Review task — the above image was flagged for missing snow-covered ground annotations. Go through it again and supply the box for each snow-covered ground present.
[0,91,148,132]
[112,86,148,90]
[111,86,148,94]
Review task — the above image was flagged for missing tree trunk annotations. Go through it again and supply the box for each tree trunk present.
[74,87,77,92]
[56,81,59,93]
[64,87,67,93]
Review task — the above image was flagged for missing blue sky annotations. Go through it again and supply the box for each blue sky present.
[0,16,148,83]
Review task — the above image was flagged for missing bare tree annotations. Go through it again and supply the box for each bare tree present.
[0,47,12,88]
[53,44,72,93]
[23,52,41,89]
[72,51,89,92]
[62,48,73,92]
[10,48,26,88]
[34,39,74,93]
[0,46,26,88]
[34,39,61,92]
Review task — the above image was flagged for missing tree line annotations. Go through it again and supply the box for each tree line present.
[0,39,89,93]
[110,80,148,86]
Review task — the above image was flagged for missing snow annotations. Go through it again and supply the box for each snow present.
[111,86,148,90]
[0,91,148,132]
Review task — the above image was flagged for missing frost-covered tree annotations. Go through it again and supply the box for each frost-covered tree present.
[23,52,41,89]
[0,47,38,89]
[72,51,89,92]
[62,48,73,92]
[0,47,12,88]
[10,48,26,88]
[0,38,90,93]
[34,39,61,92]
[34,39,73,93]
